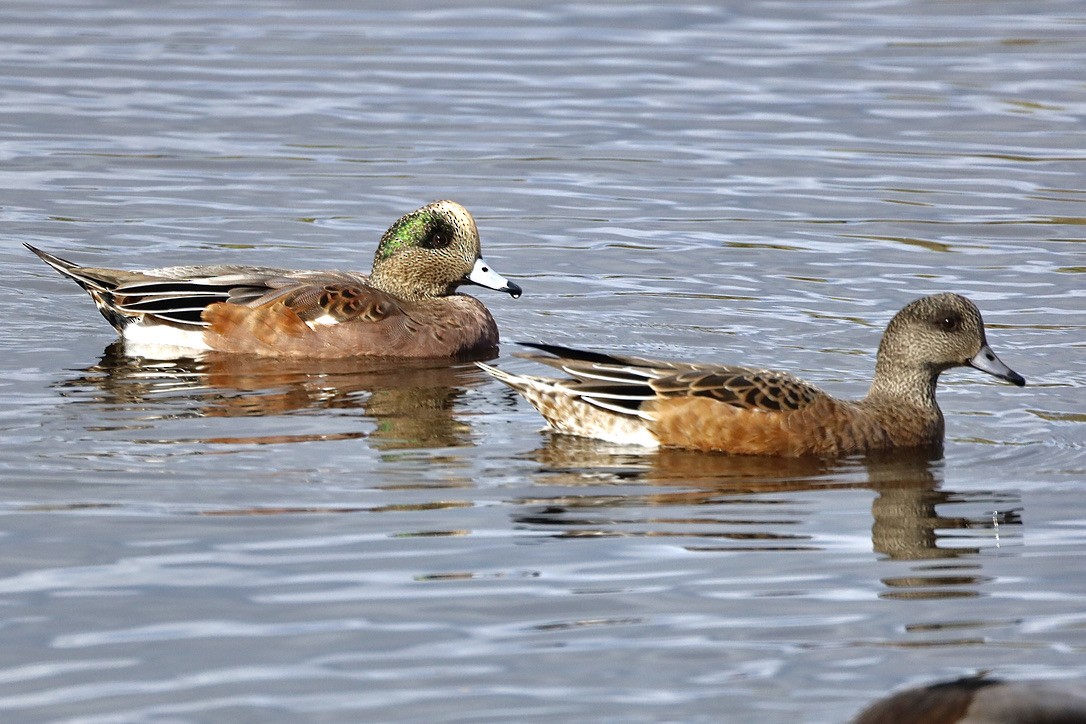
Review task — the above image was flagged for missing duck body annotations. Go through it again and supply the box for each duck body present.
[481,347,934,456]
[480,294,1024,457]
[27,200,521,359]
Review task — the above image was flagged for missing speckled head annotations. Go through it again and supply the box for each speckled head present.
[870,292,1024,401]
[369,200,521,301]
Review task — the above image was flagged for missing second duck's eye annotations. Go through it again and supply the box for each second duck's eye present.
[939,314,962,332]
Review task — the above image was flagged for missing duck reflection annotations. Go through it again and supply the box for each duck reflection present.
[514,437,1021,598]
[58,342,491,450]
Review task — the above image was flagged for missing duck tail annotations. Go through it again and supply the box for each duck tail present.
[25,243,110,293]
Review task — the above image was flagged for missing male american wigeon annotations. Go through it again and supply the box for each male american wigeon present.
[479,293,1025,456]
[27,200,521,358]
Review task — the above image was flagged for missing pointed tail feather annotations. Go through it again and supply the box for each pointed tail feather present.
[25,243,110,293]
[476,361,531,392]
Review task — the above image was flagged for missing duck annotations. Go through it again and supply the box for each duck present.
[478,293,1024,456]
[26,200,521,358]
[852,675,1086,723]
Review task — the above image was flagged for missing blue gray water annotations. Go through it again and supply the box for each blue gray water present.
[1,1,1084,721]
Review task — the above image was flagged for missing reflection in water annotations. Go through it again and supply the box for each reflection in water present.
[56,342,491,450]
[514,437,1022,598]
[873,482,1021,601]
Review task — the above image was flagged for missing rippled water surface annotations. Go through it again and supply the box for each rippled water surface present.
[1,1,1084,721]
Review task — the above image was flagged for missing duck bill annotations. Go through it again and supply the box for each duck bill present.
[970,345,1025,386]
[466,258,522,298]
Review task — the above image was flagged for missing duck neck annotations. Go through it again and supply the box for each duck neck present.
[368,264,444,301]
[863,359,946,449]
[864,356,941,409]
[859,358,946,447]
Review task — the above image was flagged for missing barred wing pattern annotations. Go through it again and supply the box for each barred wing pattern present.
[519,343,822,420]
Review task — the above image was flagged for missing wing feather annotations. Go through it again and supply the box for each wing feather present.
[515,343,822,415]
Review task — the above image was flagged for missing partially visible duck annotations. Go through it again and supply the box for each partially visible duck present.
[853,676,1086,723]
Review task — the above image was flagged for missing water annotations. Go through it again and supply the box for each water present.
[1,1,1084,721]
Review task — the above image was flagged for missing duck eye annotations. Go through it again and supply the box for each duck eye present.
[939,315,961,332]
[421,228,451,249]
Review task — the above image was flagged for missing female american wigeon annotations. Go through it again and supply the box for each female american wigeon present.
[27,200,521,358]
[479,293,1025,456]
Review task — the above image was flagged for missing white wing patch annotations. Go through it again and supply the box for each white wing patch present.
[306,314,340,328]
